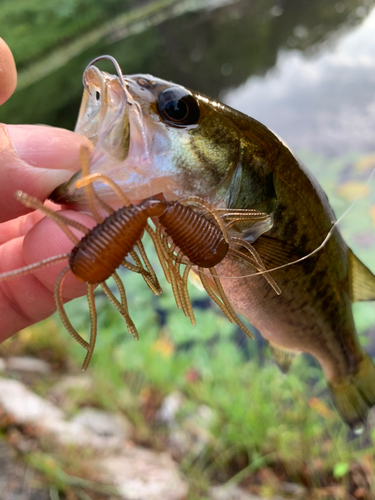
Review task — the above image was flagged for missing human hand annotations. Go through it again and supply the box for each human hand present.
[0,38,94,341]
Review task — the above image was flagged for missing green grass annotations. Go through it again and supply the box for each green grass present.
[47,295,375,497]
[43,250,375,497]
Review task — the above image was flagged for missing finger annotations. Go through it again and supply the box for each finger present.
[0,200,60,245]
[0,210,45,245]
[0,38,17,106]
[0,124,93,223]
[0,210,95,341]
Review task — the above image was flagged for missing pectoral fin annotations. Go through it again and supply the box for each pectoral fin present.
[349,249,375,302]
[252,235,304,269]
[268,341,298,373]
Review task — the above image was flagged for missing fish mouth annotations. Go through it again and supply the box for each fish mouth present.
[76,65,131,159]
[51,58,207,209]
[50,64,150,205]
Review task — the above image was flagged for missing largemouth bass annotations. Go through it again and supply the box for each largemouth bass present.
[52,57,375,430]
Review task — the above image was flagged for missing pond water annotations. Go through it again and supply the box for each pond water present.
[1,0,374,160]
[224,4,375,157]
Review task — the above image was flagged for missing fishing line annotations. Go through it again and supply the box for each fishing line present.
[199,166,375,281]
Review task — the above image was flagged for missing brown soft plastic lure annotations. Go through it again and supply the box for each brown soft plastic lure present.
[0,165,279,370]
[69,199,229,284]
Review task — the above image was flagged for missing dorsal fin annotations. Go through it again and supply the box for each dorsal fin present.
[349,249,375,302]
[268,341,299,373]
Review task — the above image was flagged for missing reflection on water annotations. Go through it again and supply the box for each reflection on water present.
[224,5,375,157]
[0,0,374,160]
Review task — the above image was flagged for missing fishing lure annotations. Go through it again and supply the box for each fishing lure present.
[0,151,280,369]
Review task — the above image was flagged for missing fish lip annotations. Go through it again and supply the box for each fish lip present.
[51,65,135,205]
[49,171,81,204]
[75,65,131,158]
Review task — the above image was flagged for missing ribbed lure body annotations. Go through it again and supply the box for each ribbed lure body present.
[69,200,229,284]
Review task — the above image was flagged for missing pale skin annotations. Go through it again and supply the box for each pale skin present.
[0,38,95,341]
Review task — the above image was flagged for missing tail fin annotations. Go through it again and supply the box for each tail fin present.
[329,354,375,432]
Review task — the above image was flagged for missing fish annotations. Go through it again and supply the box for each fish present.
[51,56,375,431]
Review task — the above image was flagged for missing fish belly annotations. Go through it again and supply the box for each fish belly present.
[216,254,362,381]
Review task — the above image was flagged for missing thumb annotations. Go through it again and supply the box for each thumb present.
[0,38,17,106]
[0,124,92,223]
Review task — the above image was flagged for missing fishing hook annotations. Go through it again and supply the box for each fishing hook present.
[82,54,133,105]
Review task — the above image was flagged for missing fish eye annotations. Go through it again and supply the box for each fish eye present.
[157,87,199,127]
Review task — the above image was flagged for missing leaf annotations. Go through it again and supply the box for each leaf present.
[333,462,350,479]
[308,397,334,419]
[152,335,174,358]
[337,181,370,202]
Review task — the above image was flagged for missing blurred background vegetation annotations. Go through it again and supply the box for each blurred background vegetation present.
[0,0,375,498]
